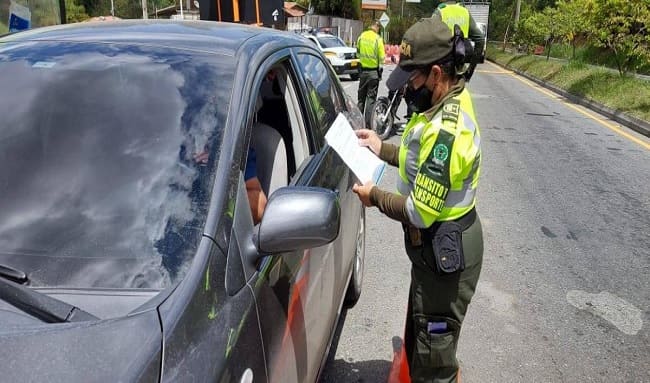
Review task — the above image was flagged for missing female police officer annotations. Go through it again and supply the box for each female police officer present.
[352,16,483,383]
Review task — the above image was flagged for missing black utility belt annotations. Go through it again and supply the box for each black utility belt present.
[425,208,476,237]
[360,67,379,71]
[403,208,476,274]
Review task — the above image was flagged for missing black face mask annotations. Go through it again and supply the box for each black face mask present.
[405,84,433,114]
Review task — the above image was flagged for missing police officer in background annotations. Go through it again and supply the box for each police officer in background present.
[434,0,485,81]
[352,16,483,383]
[356,20,385,114]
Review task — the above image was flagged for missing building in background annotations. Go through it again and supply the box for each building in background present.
[199,0,284,27]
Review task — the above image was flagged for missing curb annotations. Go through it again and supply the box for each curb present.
[486,59,650,138]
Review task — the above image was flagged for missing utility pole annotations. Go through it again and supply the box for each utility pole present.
[142,0,148,19]
[514,0,521,30]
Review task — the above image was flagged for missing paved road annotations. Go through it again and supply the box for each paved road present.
[321,63,650,382]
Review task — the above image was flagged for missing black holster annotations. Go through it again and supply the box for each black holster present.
[424,221,465,274]
[418,208,476,275]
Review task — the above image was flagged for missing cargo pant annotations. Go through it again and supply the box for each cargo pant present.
[403,215,483,383]
[357,69,379,114]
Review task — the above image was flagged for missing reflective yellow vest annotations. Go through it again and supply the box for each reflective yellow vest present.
[356,30,385,69]
[397,88,481,228]
[438,3,470,38]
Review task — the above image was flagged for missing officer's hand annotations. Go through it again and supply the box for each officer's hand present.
[377,67,383,79]
[352,182,375,207]
[356,129,382,155]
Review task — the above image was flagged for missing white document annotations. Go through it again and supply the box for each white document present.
[325,113,386,184]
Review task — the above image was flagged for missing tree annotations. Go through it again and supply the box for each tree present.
[555,0,590,59]
[113,0,143,18]
[540,6,562,60]
[66,0,90,22]
[79,0,109,17]
[514,11,547,53]
[585,0,650,75]
[341,0,361,19]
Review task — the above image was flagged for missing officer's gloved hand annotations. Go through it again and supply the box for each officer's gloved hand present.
[377,67,383,80]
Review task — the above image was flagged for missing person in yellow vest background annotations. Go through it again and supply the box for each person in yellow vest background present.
[356,20,385,115]
[353,16,483,383]
[434,0,485,81]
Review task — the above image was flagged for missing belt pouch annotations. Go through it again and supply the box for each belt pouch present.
[431,221,465,274]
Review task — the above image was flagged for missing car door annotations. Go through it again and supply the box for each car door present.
[237,46,362,383]
[292,48,363,302]
[289,49,364,371]
[234,50,333,383]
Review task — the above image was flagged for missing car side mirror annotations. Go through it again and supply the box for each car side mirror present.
[254,186,340,254]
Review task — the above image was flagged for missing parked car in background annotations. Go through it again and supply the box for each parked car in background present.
[0,20,366,383]
[302,32,360,80]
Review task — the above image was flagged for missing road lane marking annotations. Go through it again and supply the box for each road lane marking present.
[485,61,650,150]
[476,69,512,74]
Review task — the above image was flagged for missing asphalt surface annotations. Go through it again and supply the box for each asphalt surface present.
[321,62,650,383]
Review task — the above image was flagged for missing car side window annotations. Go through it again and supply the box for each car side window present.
[249,60,313,199]
[295,53,345,148]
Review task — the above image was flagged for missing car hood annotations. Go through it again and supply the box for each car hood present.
[322,46,356,54]
[0,299,162,382]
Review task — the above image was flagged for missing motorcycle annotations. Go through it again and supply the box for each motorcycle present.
[367,84,409,140]
[366,84,412,140]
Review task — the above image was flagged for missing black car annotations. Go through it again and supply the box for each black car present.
[0,20,366,382]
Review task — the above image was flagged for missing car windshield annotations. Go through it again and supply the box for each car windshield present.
[0,40,232,289]
[317,35,345,48]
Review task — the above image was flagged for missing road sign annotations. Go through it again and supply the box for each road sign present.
[361,0,387,10]
[379,12,390,28]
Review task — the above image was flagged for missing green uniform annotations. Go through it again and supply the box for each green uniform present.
[403,85,482,383]
[370,81,483,383]
[368,17,483,383]
[356,28,385,112]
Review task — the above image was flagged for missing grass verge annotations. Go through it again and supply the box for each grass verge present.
[486,45,650,124]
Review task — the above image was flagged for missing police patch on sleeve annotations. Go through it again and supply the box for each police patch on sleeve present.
[412,129,455,215]
[441,99,460,124]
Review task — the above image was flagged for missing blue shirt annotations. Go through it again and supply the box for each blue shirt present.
[244,148,257,181]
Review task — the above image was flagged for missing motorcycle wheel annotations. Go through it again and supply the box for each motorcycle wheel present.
[370,97,394,140]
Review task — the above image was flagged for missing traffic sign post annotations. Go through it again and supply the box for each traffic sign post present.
[379,12,389,42]
[379,12,390,28]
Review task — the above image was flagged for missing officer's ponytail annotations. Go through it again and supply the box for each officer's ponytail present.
[451,24,474,77]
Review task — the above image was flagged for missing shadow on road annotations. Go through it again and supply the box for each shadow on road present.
[320,309,392,382]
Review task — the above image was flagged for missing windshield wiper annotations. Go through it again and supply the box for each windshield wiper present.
[0,264,98,323]
[0,263,28,284]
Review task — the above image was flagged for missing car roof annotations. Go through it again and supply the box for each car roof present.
[1,20,309,57]
[301,32,338,38]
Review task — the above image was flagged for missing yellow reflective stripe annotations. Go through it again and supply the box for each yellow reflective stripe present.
[398,116,428,184]
[406,195,429,228]
[445,187,476,207]
[397,180,411,196]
